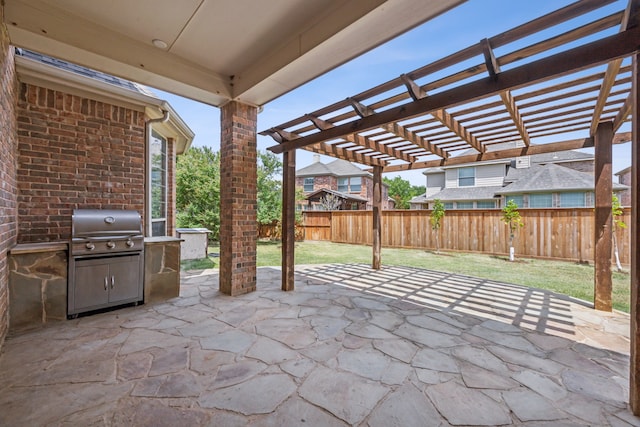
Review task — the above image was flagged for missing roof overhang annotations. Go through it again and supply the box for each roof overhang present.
[4,0,464,107]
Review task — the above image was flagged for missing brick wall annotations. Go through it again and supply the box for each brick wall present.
[17,83,146,242]
[618,168,631,207]
[0,17,17,346]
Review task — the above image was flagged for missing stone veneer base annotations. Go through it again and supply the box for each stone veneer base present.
[7,239,181,332]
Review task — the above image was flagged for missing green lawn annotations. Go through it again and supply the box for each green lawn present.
[185,240,631,312]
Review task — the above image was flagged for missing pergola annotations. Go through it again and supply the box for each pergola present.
[261,0,640,412]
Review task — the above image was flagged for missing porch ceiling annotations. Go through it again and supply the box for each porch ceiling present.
[3,0,464,107]
[263,0,639,171]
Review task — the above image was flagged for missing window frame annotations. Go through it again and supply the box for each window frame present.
[528,193,553,208]
[458,167,475,187]
[350,176,362,193]
[149,129,168,237]
[506,195,524,208]
[559,192,586,208]
[303,177,314,192]
[476,200,496,209]
[337,177,349,192]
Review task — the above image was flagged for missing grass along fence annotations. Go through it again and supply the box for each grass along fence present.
[301,208,631,264]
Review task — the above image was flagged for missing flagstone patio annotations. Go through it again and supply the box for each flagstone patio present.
[0,264,638,426]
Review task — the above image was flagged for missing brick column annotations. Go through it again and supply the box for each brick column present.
[219,101,257,296]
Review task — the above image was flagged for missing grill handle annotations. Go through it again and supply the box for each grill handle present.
[111,276,115,289]
[104,277,108,291]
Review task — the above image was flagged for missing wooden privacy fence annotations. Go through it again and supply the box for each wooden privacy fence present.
[302,208,632,264]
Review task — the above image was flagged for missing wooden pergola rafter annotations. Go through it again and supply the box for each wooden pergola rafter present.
[261,0,640,413]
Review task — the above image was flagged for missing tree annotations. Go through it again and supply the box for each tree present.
[501,199,524,262]
[320,193,342,210]
[176,146,221,239]
[257,151,283,225]
[612,193,627,272]
[383,176,424,209]
[430,199,446,254]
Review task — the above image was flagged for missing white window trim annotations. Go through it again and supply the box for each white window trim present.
[147,129,168,237]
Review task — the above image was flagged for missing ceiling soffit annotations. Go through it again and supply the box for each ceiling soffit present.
[3,0,464,107]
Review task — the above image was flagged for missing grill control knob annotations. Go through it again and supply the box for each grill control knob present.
[106,241,116,249]
[85,242,95,250]
[126,239,134,248]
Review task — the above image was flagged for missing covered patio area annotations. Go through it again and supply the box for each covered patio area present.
[0,265,633,425]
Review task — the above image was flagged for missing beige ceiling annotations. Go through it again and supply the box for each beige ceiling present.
[4,0,464,107]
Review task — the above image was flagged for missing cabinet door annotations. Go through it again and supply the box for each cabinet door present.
[108,255,142,303]
[74,261,110,310]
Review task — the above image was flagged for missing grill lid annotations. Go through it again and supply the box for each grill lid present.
[71,209,143,239]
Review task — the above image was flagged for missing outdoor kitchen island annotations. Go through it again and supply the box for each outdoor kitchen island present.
[7,235,181,331]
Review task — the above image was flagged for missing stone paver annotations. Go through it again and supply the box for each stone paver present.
[0,263,638,425]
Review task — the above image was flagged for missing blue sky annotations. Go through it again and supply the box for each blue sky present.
[157,0,631,185]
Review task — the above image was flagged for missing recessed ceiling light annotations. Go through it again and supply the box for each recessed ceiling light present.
[152,39,168,49]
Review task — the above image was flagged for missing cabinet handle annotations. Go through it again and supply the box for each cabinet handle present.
[111,276,115,289]
[104,277,108,290]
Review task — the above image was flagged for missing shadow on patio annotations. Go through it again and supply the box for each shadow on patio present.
[0,264,636,426]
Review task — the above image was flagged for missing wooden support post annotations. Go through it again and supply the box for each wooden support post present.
[282,149,296,291]
[594,121,613,312]
[372,166,382,270]
[630,52,640,415]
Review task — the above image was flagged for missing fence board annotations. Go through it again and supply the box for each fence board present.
[302,208,632,264]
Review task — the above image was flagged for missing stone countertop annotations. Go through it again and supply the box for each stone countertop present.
[144,237,182,244]
[9,242,68,255]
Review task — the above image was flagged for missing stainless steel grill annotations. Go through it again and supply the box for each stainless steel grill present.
[68,209,144,317]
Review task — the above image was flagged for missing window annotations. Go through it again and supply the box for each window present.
[350,176,362,192]
[456,201,474,209]
[559,192,586,207]
[506,195,524,207]
[458,167,475,187]
[337,177,348,192]
[476,201,496,209]
[303,177,314,192]
[150,130,167,236]
[444,202,454,209]
[529,193,552,208]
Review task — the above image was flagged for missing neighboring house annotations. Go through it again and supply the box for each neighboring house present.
[615,166,631,206]
[7,49,194,329]
[410,146,626,209]
[296,155,392,210]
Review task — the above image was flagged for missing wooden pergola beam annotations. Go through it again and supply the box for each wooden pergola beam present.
[304,143,388,167]
[348,96,449,158]
[264,126,388,167]
[500,90,532,146]
[381,132,631,172]
[307,114,416,163]
[430,109,484,153]
[269,26,640,155]
[590,0,639,135]
[614,94,633,132]
[590,58,624,136]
